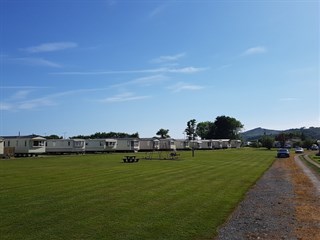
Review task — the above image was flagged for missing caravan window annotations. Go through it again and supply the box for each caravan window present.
[33,140,45,147]
[74,141,84,147]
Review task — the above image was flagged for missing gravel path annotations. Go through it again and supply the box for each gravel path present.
[215,154,320,240]
[216,158,296,240]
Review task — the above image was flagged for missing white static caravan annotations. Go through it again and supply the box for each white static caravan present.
[159,139,176,151]
[189,140,202,150]
[46,139,85,154]
[219,139,231,149]
[85,139,117,153]
[230,139,242,148]
[115,138,140,152]
[175,139,190,150]
[139,138,160,151]
[0,138,4,157]
[200,140,213,150]
[3,135,46,156]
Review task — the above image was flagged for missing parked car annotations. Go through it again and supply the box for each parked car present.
[295,147,304,154]
[277,148,290,158]
[310,144,319,151]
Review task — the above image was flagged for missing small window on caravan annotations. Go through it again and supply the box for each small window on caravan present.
[25,141,27,147]
[8,141,10,147]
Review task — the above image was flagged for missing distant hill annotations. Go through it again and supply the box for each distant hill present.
[241,127,320,141]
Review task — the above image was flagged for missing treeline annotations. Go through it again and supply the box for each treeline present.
[72,132,139,139]
[45,132,139,139]
[185,115,243,140]
[258,132,319,150]
[46,115,244,140]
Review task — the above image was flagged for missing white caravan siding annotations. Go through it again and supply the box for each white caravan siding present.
[175,139,190,150]
[115,138,140,152]
[3,135,46,156]
[159,139,176,150]
[139,138,160,151]
[46,139,85,154]
[0,138,4,156]
[85,139,117,152]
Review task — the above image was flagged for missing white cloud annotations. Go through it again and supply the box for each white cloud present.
[24,42,77,53]
[0,87,111,111]
[11,90,32,100]
[111,75,168,88]
[279,97,299,101]
[168,67,206,73]
[149,5,167,18]
[18,98,56,110]
[242,46,267,56]
[13,57,62,68]
[100,92,150,103]
[51,66,206,75]
[169,82,204,93]
[0,102,12,110]
[151,53,186,64]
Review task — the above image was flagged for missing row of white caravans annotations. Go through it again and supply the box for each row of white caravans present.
[0,135,241,157]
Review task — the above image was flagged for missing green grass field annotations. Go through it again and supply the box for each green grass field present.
[0,149,275,240]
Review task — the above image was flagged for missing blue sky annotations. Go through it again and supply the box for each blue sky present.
[0,0,319,138]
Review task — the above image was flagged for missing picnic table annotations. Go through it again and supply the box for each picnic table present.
[123,155,139,163]
[169,152,180,160]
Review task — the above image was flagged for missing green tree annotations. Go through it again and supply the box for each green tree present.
[185,119,197,140]
[45,135,62,139]
[275,133,289,148]
[211,116,243,139]
[156,129,170,139]
[261,136,274,150]
[196,121,213,139]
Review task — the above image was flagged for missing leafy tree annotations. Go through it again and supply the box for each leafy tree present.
[275,133,289,148]
[196,121,213,139]
[156,129,170,139]
[185,119,197,140]
[261,136,274,150]
[72,131,139,139]
[211,116,243,139]
[45,135,62,139]
[302,139,315,149]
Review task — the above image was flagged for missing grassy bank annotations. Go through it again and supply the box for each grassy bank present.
[0,149,275,240]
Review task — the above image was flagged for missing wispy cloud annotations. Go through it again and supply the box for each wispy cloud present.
[1,87,111,111]
[149,5,167,18]
[11,90,32,100]
[100,92,150,103]
[279,97,299,102]
[242,46,267,56]
[107,0,117,6]
[51,66,206,75]
[0,102,12,111]
[23,42,78,53]
[151,53,186,64]
[168,82,204,93]
[111,75,168,88]
[13,57,62,68]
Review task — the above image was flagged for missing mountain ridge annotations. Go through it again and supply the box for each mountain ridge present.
[241,127,320,141]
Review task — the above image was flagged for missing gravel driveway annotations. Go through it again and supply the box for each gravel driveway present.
[215,154,320,240]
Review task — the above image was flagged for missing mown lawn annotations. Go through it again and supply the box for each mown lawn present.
[0,149,275,240]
